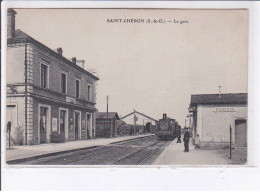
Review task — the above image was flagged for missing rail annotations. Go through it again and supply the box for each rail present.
[107,141,162,165]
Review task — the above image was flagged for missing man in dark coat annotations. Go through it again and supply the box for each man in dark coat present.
[183,130,191,152]
[176,131,181,143]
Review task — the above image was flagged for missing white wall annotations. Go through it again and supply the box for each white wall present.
[6,97,25,144]
[196,104,247,144]
[7,45,25,84]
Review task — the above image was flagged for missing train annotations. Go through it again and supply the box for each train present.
[156,114,181,141]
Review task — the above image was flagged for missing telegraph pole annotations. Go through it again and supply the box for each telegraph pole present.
[106,96,111,137]
[188,114,191,129]
[133,109,136,135]
[230,125,232,159]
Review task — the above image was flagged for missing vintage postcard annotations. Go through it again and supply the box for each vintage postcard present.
[4,8,248,166]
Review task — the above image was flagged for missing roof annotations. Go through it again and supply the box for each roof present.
[13,29,30,39]
[96,112,120,120]
[8,8,17,15]
[8,29,99,80]
[190,93,247,106]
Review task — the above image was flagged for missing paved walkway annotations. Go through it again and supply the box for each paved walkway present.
[153,139,230,165]
[6,134,154,162]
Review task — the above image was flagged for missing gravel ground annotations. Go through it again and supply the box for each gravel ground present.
[215,147,247,165]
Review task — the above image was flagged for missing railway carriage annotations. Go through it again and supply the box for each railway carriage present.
[156,114,181,141]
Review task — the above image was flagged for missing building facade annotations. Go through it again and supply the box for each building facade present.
[96,112,120,138]
[6,9,99,145]
[189,93,247,149]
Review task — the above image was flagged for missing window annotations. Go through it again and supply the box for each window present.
[87,84,92,101]
[75,79,80,98]
[87,114,91,131]
[41,64,48,88]
[61,73,67,94]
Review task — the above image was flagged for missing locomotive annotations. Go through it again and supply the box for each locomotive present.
[156,114,181,141]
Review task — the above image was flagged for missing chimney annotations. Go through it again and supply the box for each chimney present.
[163,113,167,120]
[57,47,63,56]
[7,8,17,38]
[76,60,85,69]
[71,57,77,64]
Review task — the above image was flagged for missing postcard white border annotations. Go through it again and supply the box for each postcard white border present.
[1,0,260,190]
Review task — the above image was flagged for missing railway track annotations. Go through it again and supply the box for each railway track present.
[110,135,155,146]
[70,136,160,165]
[107,141,170,165]
[17,135,169,165]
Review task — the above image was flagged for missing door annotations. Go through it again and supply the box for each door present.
[40,107,48,144]
[60,110,66,142]
[146,122,151,133]
[235,119,247,147]
[87,114,91,139]
[6,105,17,142]
[75,112,79,140]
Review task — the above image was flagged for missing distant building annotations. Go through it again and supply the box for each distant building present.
[116,119,131,136]
[189,93,247,148]
[96,112,120,137]
[6,9,99,145]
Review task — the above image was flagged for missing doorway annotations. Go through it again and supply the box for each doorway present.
[60,110,66,142]
[235,119,247,147]
[40,107,48,144]
[146,122,151,133]
[6,104,18,142]
[74,111,81,140]
[87,114,92,139]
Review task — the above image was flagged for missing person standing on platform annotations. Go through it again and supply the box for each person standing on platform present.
[176,131,181,143]
[183,129,191,152]
[194,134,201,149]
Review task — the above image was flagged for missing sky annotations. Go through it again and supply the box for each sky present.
[14,9,248,126]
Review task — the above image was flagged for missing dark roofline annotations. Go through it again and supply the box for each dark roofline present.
[96,112,120,120]
[190,101,247,106]
[8,8,17,15]
[7,30,99,81]
[190,93,247,96]
[190,93,247,106]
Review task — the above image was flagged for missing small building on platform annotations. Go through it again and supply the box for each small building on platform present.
[189,93,247,149]
[95,112,120,137]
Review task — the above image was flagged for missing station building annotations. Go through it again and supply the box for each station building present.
[95,112,120,138]
[189,93,247,149]
[6,9,99,145]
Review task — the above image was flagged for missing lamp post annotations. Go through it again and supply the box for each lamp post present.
[186,115,189,129]
[106,96,111,137]
[189,114,191,129]
[186,113,193,138]
[186,114,192,129]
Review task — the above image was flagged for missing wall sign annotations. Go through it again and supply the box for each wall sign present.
[82,120,86,131]
[52,117,58,132]
[66,96,76,104]
[214,107,237,112]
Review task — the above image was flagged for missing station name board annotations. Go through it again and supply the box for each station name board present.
[214,107,237,112]
[66,96,76,104]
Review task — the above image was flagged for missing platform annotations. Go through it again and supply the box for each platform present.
[5,134,154,163]
[153,139,231,165]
